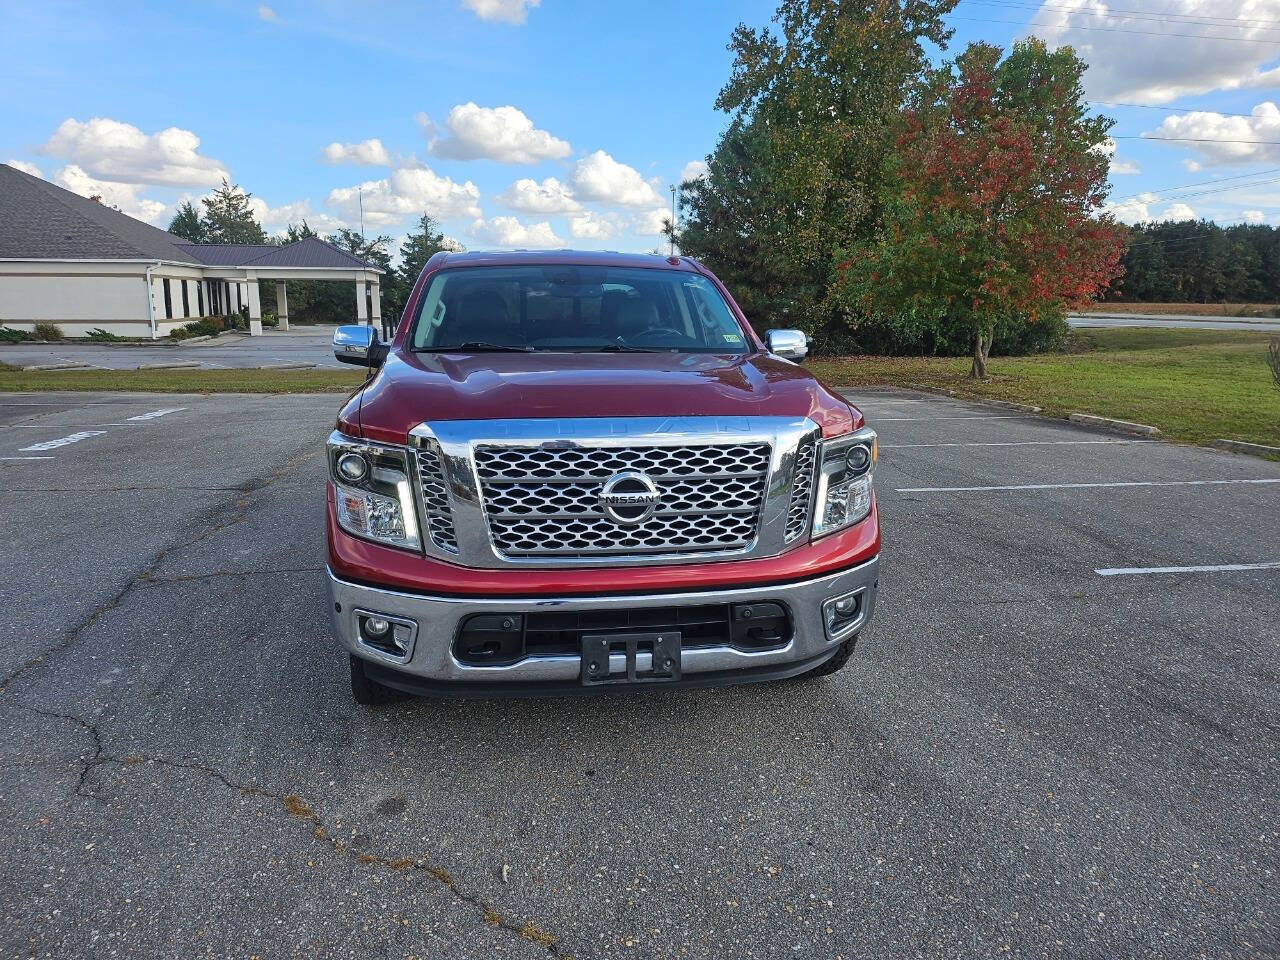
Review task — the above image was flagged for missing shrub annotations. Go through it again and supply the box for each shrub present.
[0,326,30,343]
[261,312,279,328]
[85,327,126,342]
[33,322,64,341]
[169,316,227,341]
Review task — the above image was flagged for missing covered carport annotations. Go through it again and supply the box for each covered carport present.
[178,236,383,336]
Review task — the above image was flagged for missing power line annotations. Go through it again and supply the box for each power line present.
[1115,135,1280,146]
[1111,176,1280,205]
[1110,168,1280,202]
[947,13,1280,44]
[1092,101,1264,120]
[969,0,1280,30]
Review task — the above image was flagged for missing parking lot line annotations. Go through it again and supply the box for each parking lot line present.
[883,439,1159,449]
[1096,561,1280,576]
[876,415,1036,422]
[126,407,186,421]
[19,430,107,452]
[898,478,1280,492]
[0,455,55,461]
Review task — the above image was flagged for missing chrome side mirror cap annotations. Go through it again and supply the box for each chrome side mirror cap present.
[334,325,385,367]
[766,328,808,361]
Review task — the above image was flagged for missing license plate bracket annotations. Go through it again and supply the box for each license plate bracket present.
[580,632,682,685]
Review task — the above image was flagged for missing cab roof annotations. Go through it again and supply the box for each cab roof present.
[428,249,702,272]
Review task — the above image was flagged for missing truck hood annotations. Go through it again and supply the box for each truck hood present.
[349,350,860,444]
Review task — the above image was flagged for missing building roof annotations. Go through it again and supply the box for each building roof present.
[0,163,381,272]
[0,163,200,262]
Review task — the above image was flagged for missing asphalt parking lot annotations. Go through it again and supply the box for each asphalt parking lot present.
[0,389,1276,959]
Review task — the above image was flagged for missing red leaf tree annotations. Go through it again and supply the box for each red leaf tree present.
[832,39,1127,377]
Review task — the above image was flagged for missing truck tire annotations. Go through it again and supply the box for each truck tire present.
[349,655,405,706]
[802,635,858,679]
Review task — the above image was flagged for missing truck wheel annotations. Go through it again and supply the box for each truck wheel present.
[349,655,405,706]
[803,635,858,679]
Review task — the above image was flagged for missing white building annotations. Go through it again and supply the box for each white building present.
[0,163,383,338]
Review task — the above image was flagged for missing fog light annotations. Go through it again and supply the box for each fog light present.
[363,616,391,638]
[337,452,370,483]
[845,445,871,474]
[822,590,863,642]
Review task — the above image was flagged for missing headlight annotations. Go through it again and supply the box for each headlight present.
[811,428,876,539]
[328,432,421,551]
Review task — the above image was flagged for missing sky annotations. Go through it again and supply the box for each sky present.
[2,0,1278,258]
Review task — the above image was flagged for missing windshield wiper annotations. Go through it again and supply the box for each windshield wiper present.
[420,341,535,353]
[595,344,675,353]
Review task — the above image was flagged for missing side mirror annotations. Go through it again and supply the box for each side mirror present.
[766,329,808,361]
[333,325,387,367]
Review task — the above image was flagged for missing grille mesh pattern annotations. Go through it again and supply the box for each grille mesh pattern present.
[474,442,771,557]
[784,437,817,543]
[416,445,459,554]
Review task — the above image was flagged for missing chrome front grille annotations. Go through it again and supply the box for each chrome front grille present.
[784,436,817,543]
[416,444,459,554]
[474,442,771,558]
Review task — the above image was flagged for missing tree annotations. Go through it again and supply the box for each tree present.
[677,0,959,332]
[201,179,266,244]
[398,213,456,291]
[831,39,1127,377]
[168,200,205,242]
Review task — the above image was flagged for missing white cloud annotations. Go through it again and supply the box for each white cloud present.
[470,216,564,248]
[7,159,41,177]
[1145,102,1280,166]
[680,160,708,184]
[40,117,228,187]
[1111,161,1140,175]
[632,208,671,236]
[1104,191,1158,225]
[245,197,346,236]
[461,0,540,24]
[327,165,481,226]
[1241,209,1266,224]
[257,4,278,22]
[571,150,663,207]
[567,210,621,239]
[1032,0,1280,102]
[429,103,570,164]
[1161,202,1197,222]
[322,138,391,166]
[497,176,580,213]
[55,164,166,223]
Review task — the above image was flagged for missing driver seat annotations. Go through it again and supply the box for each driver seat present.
[456,290,514,344]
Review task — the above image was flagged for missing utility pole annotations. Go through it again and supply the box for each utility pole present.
[669,184,676,257]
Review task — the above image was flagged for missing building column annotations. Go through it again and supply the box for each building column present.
[247,278,263,336]
[370,280,381,335]
[275,280,289,332]
[355,279,368,324]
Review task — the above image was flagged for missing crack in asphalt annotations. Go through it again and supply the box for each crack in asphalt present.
[26,706,570,959]
[0,449,319,697]
[139,566,326,585]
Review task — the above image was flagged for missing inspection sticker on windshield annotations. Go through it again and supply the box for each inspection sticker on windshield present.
[722,333,743,344]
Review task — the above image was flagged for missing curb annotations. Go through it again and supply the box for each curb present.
[257,362,317,370]
[1212,438,1280,458]
[1067,413,1161,437]
[21,362,91,371]
[900,383,1041,413]
[136,361,203,370]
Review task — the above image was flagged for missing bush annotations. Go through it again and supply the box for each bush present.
[33,322,64,341]
[262,312,279,328]
[0,326,30,343]
[806,309,1068,358]
[169,316,227,341]
[85,327,126,342]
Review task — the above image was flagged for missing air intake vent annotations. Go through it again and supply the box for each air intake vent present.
[416,443,459,554]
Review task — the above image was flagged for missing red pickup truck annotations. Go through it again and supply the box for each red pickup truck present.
[327,250,879,703]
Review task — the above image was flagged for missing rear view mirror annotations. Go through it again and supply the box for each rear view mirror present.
[766,328,808,361]
[334,325,387,367]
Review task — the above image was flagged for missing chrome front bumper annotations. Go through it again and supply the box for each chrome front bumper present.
[327,554,879,693]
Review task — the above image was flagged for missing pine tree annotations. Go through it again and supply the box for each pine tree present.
[201,179,266,244]
[168,200,205,242]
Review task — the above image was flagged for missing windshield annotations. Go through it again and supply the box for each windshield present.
[409,265,750,354]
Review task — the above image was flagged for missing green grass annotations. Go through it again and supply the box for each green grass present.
[807,327,1280,450]
[0,366,366,393]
